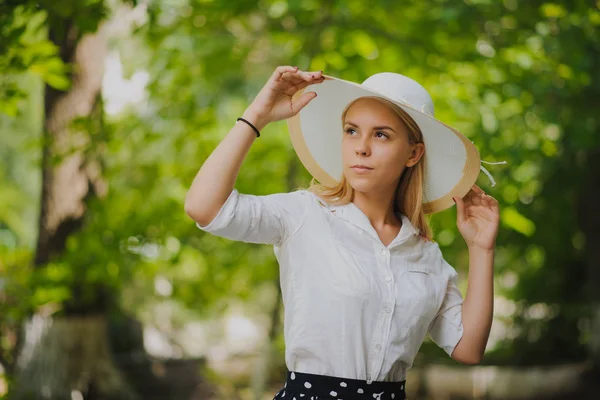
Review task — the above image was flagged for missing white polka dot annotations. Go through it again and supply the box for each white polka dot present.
[304,381,312,388]
[300,395,305,398]
[282,391,285,397]
[330,391,337,396]
[340,382,347,387]
[357,388,364,394]
[291,372,296,380]
[392,394,395,399]
[400,384,404,390]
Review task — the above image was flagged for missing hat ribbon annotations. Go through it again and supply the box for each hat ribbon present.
[480,160,508,187]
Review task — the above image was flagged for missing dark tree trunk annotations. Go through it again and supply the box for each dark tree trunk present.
[34,19,107,268]
[12,16,134,400]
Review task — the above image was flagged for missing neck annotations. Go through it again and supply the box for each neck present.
[352,189,401,229]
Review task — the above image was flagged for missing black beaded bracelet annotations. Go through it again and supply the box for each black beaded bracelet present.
[237,117,260,137]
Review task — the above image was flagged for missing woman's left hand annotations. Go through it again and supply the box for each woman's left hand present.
[453,184,500,251]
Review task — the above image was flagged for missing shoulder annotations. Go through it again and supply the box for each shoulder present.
[254,189,314,215]
[279,189,313,204]
[422,239,441,255]
[421,241,459,278]
[248,188,310,202]
[286,189,332,209]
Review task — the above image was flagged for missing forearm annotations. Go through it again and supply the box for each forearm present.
[184,109,267,225]
[185,65,323,226]
[454,247,495,364]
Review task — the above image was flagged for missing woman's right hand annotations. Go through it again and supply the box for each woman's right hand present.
[242,66,325,130]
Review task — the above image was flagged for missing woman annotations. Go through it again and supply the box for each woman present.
[185,66,499,400]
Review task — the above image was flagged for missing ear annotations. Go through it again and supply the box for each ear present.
[405,143,425,167]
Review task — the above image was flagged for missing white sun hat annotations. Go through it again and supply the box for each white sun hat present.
[286,72,506,214]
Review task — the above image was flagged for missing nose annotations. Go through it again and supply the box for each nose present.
[355,137,370,156]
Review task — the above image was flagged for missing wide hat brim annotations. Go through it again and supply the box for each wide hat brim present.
[286,75,481,214]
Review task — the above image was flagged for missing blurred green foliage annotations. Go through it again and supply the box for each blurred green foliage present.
[1,0,599,389]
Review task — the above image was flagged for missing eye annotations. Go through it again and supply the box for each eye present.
[376,131,389,139]
[344,127,357,135]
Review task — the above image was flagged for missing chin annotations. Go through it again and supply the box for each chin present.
[346,177,379,193]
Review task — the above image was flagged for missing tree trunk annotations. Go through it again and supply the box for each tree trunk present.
[34,20,107,268]
[12,316,136,399]
[12,16,132,399]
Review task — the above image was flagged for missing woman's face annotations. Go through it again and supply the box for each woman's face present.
[341,97,425,194]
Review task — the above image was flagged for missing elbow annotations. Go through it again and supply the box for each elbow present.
[184,198,217,227]
[454,352,483,365]
[184,198,197,219]
[185,189,231,227]
[462,356,482,365]
[184,198,206,224]
[184,200,196,219]
[450,345,483,365]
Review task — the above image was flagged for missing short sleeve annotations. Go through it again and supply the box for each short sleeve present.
[195,188,309,246]
[427,259,464,357]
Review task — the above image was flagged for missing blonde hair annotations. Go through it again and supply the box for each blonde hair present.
[303,96,434,242]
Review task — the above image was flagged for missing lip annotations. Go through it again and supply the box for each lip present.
[351,165,373,173]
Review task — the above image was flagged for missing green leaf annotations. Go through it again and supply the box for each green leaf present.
[502,207,535,236]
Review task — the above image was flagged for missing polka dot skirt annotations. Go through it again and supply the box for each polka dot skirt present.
[273,370,407,400]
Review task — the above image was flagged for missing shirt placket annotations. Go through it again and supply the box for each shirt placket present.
[366,244,395,384]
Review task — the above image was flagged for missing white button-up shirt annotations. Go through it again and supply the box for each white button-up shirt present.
[196,188,464,383]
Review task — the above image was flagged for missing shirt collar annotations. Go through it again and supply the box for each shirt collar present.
[327,201,421,247]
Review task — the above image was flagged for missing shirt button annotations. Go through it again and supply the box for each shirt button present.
[375,344,382,350]
[380,248,385,254]
[367,374,371,380]
[385,276,392,282]
[385,306,392,313]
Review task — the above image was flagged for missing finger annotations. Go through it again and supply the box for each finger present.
[481,191,497,206]
[490,199,500,215]
[276,71,316,88]
[453,196,467,224]
[303,70,325,82]
[273,70,317,93]
[471,184,485,195]
[297,70,323,83]
[291,91,318,114]
[479,189,494,207]
[463,196,476,210]
[272,65,299,82]
[285,75,325,94]
[280,71,324,87]
[480,192,491,204]
[280,72,306,86]
[276,74,304,92]
[281,68,321,82]
[470,185,487,204]
[483,194,500,212]
[464,188,482,206]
